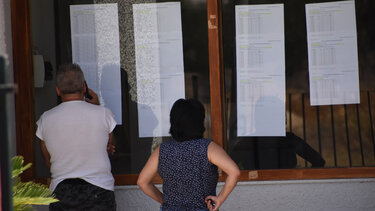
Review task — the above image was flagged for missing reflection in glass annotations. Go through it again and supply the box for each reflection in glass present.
[33,0,210,176]
[133,3,185,138]
[223,0,375,170]
[94,0,211,174]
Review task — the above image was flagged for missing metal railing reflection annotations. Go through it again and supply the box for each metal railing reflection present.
[287,92,375,168]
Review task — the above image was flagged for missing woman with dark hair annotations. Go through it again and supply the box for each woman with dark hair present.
[137,99,240,211]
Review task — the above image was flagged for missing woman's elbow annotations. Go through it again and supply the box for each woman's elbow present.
[137,177,147,189]
[233,167,241,180]
[228,165,240,180]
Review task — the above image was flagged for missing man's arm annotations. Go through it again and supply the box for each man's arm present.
[40,141,51,169]
[107,132,115,155]
[85,88,100,105]
[290,133,325,167]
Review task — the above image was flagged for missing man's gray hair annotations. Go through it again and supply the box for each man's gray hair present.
[56,63,85,94]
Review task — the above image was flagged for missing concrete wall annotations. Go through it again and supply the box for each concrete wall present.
[114,179,375,211]
[33,178,375,211]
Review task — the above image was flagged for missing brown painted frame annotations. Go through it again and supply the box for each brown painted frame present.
[11,0,35,181]
[11,0,375,185]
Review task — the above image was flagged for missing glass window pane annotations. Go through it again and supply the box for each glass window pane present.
[222,0,375,170]
[33,0,211,176]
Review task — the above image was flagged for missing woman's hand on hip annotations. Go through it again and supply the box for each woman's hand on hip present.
[205,195,222,211]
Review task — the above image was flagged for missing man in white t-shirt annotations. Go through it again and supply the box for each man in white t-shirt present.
[36,63,117,210]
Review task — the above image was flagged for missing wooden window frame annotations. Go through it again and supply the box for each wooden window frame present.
[11,0,375,185]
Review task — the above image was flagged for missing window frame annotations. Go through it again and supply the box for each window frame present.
[11,0,375,185]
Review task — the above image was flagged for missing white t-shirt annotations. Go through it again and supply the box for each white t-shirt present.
[36,100,116,191]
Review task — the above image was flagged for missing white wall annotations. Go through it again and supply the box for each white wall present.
[32,178,375,211]
[114,178,375,211]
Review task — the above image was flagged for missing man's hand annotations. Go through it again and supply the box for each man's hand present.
[107,143,116,155]
[85,88,100,105]
[107,133,115,155]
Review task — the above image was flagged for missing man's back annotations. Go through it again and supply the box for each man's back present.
[36,100,116,191]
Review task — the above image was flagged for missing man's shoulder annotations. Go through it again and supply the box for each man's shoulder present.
[62,101,106,111]
[40,101,113,121]
[84,103,113,114]
[41,101,99,116]
[81,103,115,120]
[41,103,64,116]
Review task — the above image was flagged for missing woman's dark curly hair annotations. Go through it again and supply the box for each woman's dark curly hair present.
[169,98,205,142]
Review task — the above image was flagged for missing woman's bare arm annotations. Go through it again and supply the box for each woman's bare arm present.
[137,146,163,204]
[206,142,240,211]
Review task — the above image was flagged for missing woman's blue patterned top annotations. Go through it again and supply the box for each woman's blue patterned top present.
[158,138,218,211]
